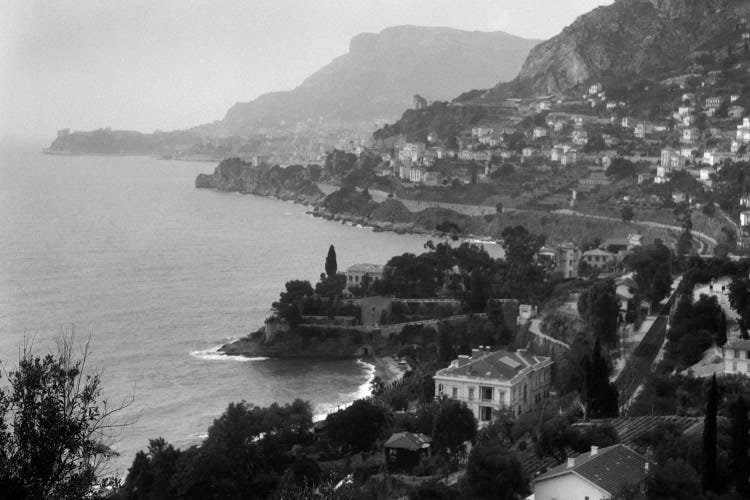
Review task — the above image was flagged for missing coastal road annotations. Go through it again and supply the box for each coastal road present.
[552,209,717,255]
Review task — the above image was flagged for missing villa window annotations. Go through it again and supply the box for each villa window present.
[734,362,738,372]
[468,387,475,401]
[480,386,493,401]
[438,384,443,394]
[452,387,458,399]
[480,406,493,421]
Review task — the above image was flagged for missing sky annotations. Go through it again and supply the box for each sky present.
[0,0,613,142]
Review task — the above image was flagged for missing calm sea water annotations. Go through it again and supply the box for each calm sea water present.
[0,147,443,475]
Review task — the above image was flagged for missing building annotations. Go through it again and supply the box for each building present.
[533,444,651,500]
[742,211,750,227]
[723,340,750,375]
[572,129,589,145]
[681,127,700,144]
[660,147,686,170]
[471,127,493,138]
[398,162,412,180]
[399,142,426,162]
[705,96,724,109]
[345,264,384,289]
[581,248,616,271]
[589,83,603,95]
[533,127,548,139]
[556,242,581,278]
[410,166,426,183]
[634,122,653,139]
[383,432,431,473]
[434,348,552,423]
[738,117,750,144]
[729,105,745,119]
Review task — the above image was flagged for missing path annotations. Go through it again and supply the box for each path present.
[528,318,571,350]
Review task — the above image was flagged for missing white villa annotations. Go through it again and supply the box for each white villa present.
[434,348,552,423]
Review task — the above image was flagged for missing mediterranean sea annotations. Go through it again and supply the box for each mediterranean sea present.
[0,145,502,475]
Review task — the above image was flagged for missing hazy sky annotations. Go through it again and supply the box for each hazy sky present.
[1,0,613,142]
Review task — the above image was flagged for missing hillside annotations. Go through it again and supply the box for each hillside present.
[218,26,539,135]
[483,0,750,98]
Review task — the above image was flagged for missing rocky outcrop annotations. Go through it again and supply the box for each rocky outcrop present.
[219,323,387,359]
[486,0,747,97]
[195,158,325,204]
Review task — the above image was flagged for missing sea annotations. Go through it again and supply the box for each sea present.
[0,145,502,475]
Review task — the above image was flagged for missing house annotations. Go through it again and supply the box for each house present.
[410,166,426,183]
[723,340,750,375]
[522,147,534,158]
[572,129,589,145]
[345,264,384,289]
[399,142,426,162]
[634,122,653,139]
[537,100,552,112]
[471,127,493,138]
[561,149,578,166]
[661,147,686,170]
[459,149,473,161]
[741,211,750,227]
[581,248,616,270]
[681,127,700,144]
[423,171,442,186]
[398,163,412,180]
[589,83,603,95]
[434,348,553,423]
[738,117,750,143]
[556,242,581,278]
[637,172,652,184]
[383,432,431,473]
[533,444,651,500]
[579,172,611,187]
[621,117,634,128]
[533,127,548,139]
[703,149,729,167]
[677,105,692,116]
[729,105,745,119]
[705,96,724,109]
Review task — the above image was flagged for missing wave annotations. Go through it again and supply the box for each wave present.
[312,359,375,422]
[190,345,269,362]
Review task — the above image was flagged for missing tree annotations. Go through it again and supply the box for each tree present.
[584,337,619,419]
[325,245,337,277]
[432,400,477,468]
[702,374,718,493]
[625,242,673,307]
[0,335,129,499]
[501,225,545,269]
[606,158,637,179]
[646,459,703,500]
[460,443,526,500]
[326,400,385,453]
[717,311,727,347]
[577,279,621,347]
[621,205,635,222]
[731,395,750,496]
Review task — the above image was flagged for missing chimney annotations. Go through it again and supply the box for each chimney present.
[590,445,599,456]
[566,457,575,468]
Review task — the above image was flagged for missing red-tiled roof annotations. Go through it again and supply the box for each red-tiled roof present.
[534,444,650,495]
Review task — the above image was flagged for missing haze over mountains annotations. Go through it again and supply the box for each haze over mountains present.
[215,26,539,136]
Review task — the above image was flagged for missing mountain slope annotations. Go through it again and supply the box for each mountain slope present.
[218,26,539,135]
[483,0,750,98]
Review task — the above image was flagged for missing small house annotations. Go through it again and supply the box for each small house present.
[383,432,431,473]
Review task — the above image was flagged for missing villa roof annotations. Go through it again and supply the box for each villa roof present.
[534,444,650,495]
[725,339,750,351]
[384,432,431,451]
[436,349,550,382]
[346,263,383,274]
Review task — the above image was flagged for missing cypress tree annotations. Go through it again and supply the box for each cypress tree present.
[732,395,750,496]
[587,337,619,419]
[702,374,718,493]
[325,245,337,277]
[716,311,727,347]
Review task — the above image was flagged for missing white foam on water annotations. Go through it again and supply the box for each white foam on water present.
[189,345,269,362]
[313,358,376,422]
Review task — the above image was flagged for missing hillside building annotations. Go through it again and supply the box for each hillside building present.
[434,348,552,423]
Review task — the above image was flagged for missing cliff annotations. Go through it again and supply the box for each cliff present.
[220,321,387,359]
[483,0,749,97]
[195,158,325,204]
[218,26,539,135]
